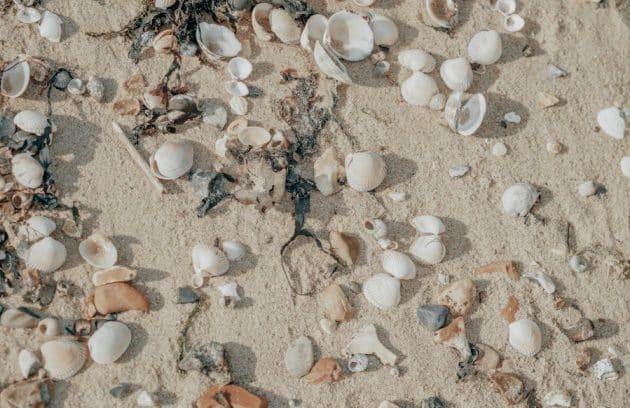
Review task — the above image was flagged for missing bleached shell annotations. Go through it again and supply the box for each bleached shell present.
[343,323,397,366]
[88,321,131,364]
[368,13,399,47]
[218,282,241,299]
[502,182,539,216]
[26,237,67,273]
[142,87,166,111]
[192,244,230,276]
[362,273,401,310]
[353,0,376,5]
[508,319,542,356]
[621,156,630,177]
[378,238,398,250]
[252,2,274,42]
[314,146,342,196]
[543,391,571,407]
[23,215,56,241]
[421,0,459,29]
[227,57,253,80]
[224,80,249,97]
[79,233,117,268]
[40,338,87,380]
[17,7,42,24]
[398,49,435,73]
[18,349,41,379]
[467,29,502,65]
[201,101,227,129]
[196,22,241,60]
[410,215,445,235]
[324,11,374,62]
[345,151,386,192]
[409,235,445,265]
[1,56,30,98]
[364,218,387,240]
[153,29,177,54]
[284,335,314,378]
[221,240,246,261]
[440,57,473,91]
[593,358,618,380]
[597,107,625,140]
[66,78,86,95]
[14,110,50,135]
[155,0,177,8]
[495,0,516,15]
[39,11,62,43]
[238,126,271,147]
[401,71,439,106]
[149,139,194,180]
[300,14,327,52]
[382,250,417,280]
[444,91,487,136]
[438,279,476,316]
[313,41,352,84]
[429,93,447,111]
[504,14,525,32]
[92,266,137,286]
[37,318,61,337]
[0,308,38,328]
[269,8,301,45]
[137,391,159,407]
[229,95,248,115]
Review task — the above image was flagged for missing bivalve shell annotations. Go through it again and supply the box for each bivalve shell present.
[252,3,274,41]
[192,244,230,276]
[398,49,436,73]
[324,11,374,62]
[227,57,253,80]
[238,127,271,148]
[597,107,625,140]
[149,139,194,180]
[421,0,459,29]
[314,146,342,196]
[313,41,352,84]
[382,250,417,280]
[429,93,447,111]
[18,349,41,379]
[224,80,249,97]
[269,8,301,44]
[22,215,56,241]
[39,11,62,43]
[321,283,353,322]
[467,29,502,65]
[621,156,630,177]
[502,182,539,216]
[14,110,51,135]
[37,317,61,337]
[92,266,137,286]
[504,14,525,32]
[196,22,241,60]
[362,273,401,310]
[300,14,328,52]
[229,95,248,115]
[444,91,487,136]
[410,215,445,235]
[17,7,42,24]
[221,240,246,261]
[27,237,67,273]
[345,151,386,192]
[401,71,439,106]
[79,233,117,268]
[11,153,44,189]
[91,282,151,315]
[368,13,399,47]
[440,57,473,91]
[409,235,445,265]
[40,338,87,380]
[437,278,476,316]
[88,321,132,364]
[66,78,86,95]
[495,0,516,15]
[508,319,542,357]
[1,56,30,98]
[284,335,314,378]
[0,308,38,328]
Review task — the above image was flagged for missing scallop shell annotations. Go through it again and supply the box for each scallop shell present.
[284,335,314,378]
[313,41,352,84]
[224,80,249,97]
[14,110,50,135]
[437,278,476,316]
[345,151,386,192]
[18,349,41,379]
[504,14,525,32]
[440,57,473,91]
[27,237,67,273]
[401,71,439,106]
[40,338,87,380]
[398,49,436,73]
[22,215,56,241]
[368,13,399,47]
[269,8,301,45]
[192,244,230,276]
[382,250,417,280]
[421,0,459,29]
[362,273,401,310]
[409,235,445,265]
[508,319,542,356]
[149,140,194,180]
[495,0,516,15]
[92,266,137,286]
[300,14,327,52]
[324,11,374,62]
[364,218,387,239]
[314,146,342,196]
[88,321,131,364]
[410,215,445,235]
[238,127,271,147]
[17,7,42,24]
[153,29,178,54]
[12,154,44,187]
[1,56,30,98]
[229,95,248,115]
[39,11,62,43]
[444,91,487,136]
[196,22,241,60]
[252,2,274,41]
[467,29,502,65]
[221,240,246,261]
[227,57,253,80]
[37,317,61,337]
[429,93,447,111]
[321,283,353,322]
[79,233,117,268]
[501,182,539,216]
[597,107,625,140]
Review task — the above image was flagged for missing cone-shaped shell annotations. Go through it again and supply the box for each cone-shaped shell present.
[324,11,374,62]
[79,233,117,268]
[26,237,67,273]
[91,282,151,315]
[508,319,542,356]
[382,250,417,279]
[1,56,30,98]
[409,235,445,265]
[313,41,352,84]
[300,14,328,52]
[440,57,473,91]
[401,71,439,106]
[149,139,194,180]
[14,110,51,135]
[410,215,445,235]
[41,338,87,379]
[438,278,476,316]
[597,107,625,140]
[321,283,353,322]
[345,151,386,192]
[192,244,230,276]
[269,8,301,44]
[467,29,502,65]
[362,273,401,310]
[39,11,62,43]
[11,153,44,189]
[88,321,132,364]
[398,49,435,73]
[196,22,241,60]
[502,182,539,217]
[92,266,137,286]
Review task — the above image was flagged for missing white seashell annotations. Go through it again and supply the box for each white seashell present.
[621,156,630,177]
[313,41,352,84]
[593,358,618,380]
[221,240,246,261]
[155,0,177,8]
[200,101,227,130]
[88,321,131,364]
[191,272,206,288]
[379,402,399,408]
[37,317,61,337]
[492,142,508,157]
[149,139,194,180]
[22,216,56,241]
[284,335,314,378]
[398,49,436,73]
[218,282,241,300]
[238,126,271,147]
[18,349,41,378]
[508,319,542,357]
[597,107,625,140]
[17,7,42,24]
[92,266,137,286]
[230,95,248,115]
[300,14,327,52]
[319,318,337,335]
[504,14,525,32]
[324,11,374,62]
[39,11,62,43]
[345,151,386,192]
[387,191,407,201]
[224,79,249,97]
[227,57,253,80]
[215,135,230,158]
[27,237,67,273]
[410,215,445,235]
[314,147,342,196]
[343,323,397,366]
[382,250,416,280]
[409,235,445,265]
[495,0,516,15]
[1,56,30,98]
[421,0,458,29]
[373,60,390,77]
[252,3,274,42]
[444,91,487,136]
[440,57,473,91]
[377,238,398,250]
[543,390,572,407]
[368,13,399,47]
[137,390,159,407]
[502,182,539,216]
[569,255,587,273]
[429,93,446,111]
[578,180,596,197]
[362,273,401,310]
[523,267,556,294]
[467,29,502,65]
[401,71,439,106]
[142,87,166,111]
[40,338,87,380]
[364,218,387,239]
[14,110,50,135]
[196,22,241,60]
[269,8,301,44]
[86,76,104,101]
[504,111,522,123]
[66,78,86,95]
[192,244,230,276]
[353,0,376,5]
[79,233,117,268]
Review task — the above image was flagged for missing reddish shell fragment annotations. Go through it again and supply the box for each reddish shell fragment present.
[196,384,268,408]
[304,357,342,384]
[500,295,520,323]
[87,282,150,316]
[474,261,520,281]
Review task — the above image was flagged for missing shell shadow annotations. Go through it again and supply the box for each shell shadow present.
[110,234,142,265]
[249,61,275,81]
[441,217,471,262]
[117,322,149,363]
[135,267,169,283]
[345,59,395,89]
[373,323,404,364]
[49,379,71,406]
[477,92,531,139]
[100,77,118,104]
[593,318,619,340]
[389,15,420,49]
[399,275,421,307]
[134,283,165,312]
[385,220,416,247]
[381,153,419,188]
[229,244,259,277]
[531,184,554,210]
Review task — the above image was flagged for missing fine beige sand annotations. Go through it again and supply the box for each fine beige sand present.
[1,1,629,407]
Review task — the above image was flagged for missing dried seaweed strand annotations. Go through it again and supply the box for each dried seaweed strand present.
[176,296,205,373]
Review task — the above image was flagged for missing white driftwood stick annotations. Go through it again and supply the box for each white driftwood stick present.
[111,121,164,195]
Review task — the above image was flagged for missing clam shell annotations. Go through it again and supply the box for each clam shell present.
[238,126,271,147]
[410,215,445,235]
[269,8,301,44]
[621,156,630,177]
[0,308,38,328]
[429,93,447,111]
[368,13,399,47]
[314,146,342,196]
[11,153,44,189]
[284,335,314,378]
[192,244,230,276]
[153,29,177,54]
[437,278,476,316]
[300,14,327,52]
[224,79,249,97]
[353,0,376,5]
[398,49,435,73]
[191,272,206,288]
[401,71,439,106]
[17,7,42,24]
[329,231,360,266]
[421,0,459,29]
[66,78,86,95]
[37,317,61,337]
[467,29,502,65]
[324,11,374,62]
[313,41,352,84]
[474,343,501,370]
[444,91,487,136]
[345,151,386,192]
[27,237,67,273]
[18,349,41,379]
[364,218,387,239]
[149,139,194,180]
[92,266,137,286]
[504,14,525,32]
[343,324,397,365]
[39,11,62,43]
[597,107,625,140]
[1,56,30,98]
[14,110,50,135]
[440,57,473,91]
[227,57,253,80]
[91,282,151,315]
[409,235,445,265]
[252,2,274,41]
[218,282,241,300]
[22,215,56,241]
[382,250,417,280]
[79,233,117,268]
[362,273,401,310]
[155,0,177,8]
[229,95,248,115]
[142,87,166,111]
[495,0,516,15]
[196,22,241,60]
[41,338,87,379]
[88,321,131,364]
[321,283,353,322]
[593,358,618,380]
[502,182,539,216]
[378,238,398,250]
[508,319,542,356]
[221,240,246,261]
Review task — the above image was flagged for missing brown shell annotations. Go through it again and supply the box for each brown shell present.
[437,279,476,316]
[0,378,54,408]
[91,266,137,287]
[474,261,520,281]
[0,308,38,328]
[320,284,353,322]
[433,316,465,345]
[500,295,520,323]
[329,231,360,266]
[196,384,268,408]
[90,282,150,315]
[490,372,525,405]
[304,357,342,384]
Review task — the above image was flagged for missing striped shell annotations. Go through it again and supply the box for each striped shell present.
[345,151,386,192]
[41,338,87,379]
[26,237,67,273]
[382,250,417,280]
[509,319,542,357]
[362,273,401,310]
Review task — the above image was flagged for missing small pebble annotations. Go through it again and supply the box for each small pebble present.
[492,142,508,157]
[578,181,596,197]
[52,69,72,90]
[620,156,630,177]
[137,390,159,407]
[546,140,563,154]
[288,399,301,408]
[449,165,470,178]
[417,304,450,331]
[109,383,132,399]
[421,397,446,408]
[547,63,567,80]
[388,366,400,377]
[538,92,560,109]
[347,353,369,373]
[569,255,587,273]
[503,112,521,123]
[177,287,199,304]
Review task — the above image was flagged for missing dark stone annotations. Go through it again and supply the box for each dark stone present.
[109,383,132,399]
[178,342,231,385]
[52,70,73,90]
[177,287,199,304]
[417,304,449,330]
[421,397,445,408]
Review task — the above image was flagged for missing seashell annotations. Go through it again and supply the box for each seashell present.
[353,0,376,5]
[137,390,159,407]
[252,2,274,41]
[387,191,407,201]
[329,231,360,266]
[196,22,241,60]
[18,349,41,378]
[319,318,336,335]
[597,107,625,140]
[368,13,399,47]
[379,402,400,408]
[149,139,194,180]
[440,57,473,91]
[238,126,271,147]
[433,316,471,360]
[398,49,436,73]
[1,56,30,98]
[382,250,417,280]
[401,71,439,106]
[474,343,501,370]
[12,191,33,210]
[22,215,56,242]
[321,283,353,322]
[79,233,117,268]
[438,278,476,316]
[314,146,343,196]
[27,237,67,272]
[495,0,516,15]
[17,7,42,24]
[86,77,105,101]
[523,264,555,293]
[429,93,446,111]
[544,391,571,407]
[90,282,151,315]
[269,8,301,44]
[227,117,248,136]
[364,218,387,239]
[200,101,227,130]
[284,335,315,378]
[224,79,249,97]
[227,57,252,80]
[88,321,131,364]
[0,308,38,328]
[345,151,386,192]
[142,86,166,111]
[410,215,445,235]
[467,29,502,65]
[168,94,196,112]
[508,319,542,356]
[593,358,618,380]
[444,91,487,136]
[192,244,230,276]
[491,372,525,405]
[502,182,539,216]
[1,378,54,407]
[196,385,267,408]
[11,153,44,189]
[300,14,327,52]
[218,282,241,303]
[569,255,587,273]
[153,29,178,54]
[191,273,206,289]
[92,266,137,286]
[362,273,401,310]
[409,235,446,265]
[66,78,86,95]
[346,354,369,373]
[417,304,450,331]
[14,110,50,135]
[41,338,87,379]
[343,323,397,366]
[324,11,374,62]
[313,41,352,84]
[564,318,594,343]
[377,238,398,250]
[37,317,61,337]
[421,0,459,29]
[492,142,508,156]
[39,11,62,43]
[620,156,630,177]
[538,91,560,109]
[155,0,177,8]
[220,240,246,261]
[230,95,248,115]
[449,164,470,178]
[504,14,525,32]
[304,357,342,384]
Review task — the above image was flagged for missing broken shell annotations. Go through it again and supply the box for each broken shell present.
[410,215,445,235]
[491,372,525,405]
[11,153,44,188]
[269,8,301,44]
[17,7,42,24]
[382,250,417,280]
[564,318,595,343]
[284,335,315,378]
[438,278,476,316]
[345,151,387,192]
[348,353,369,372]
[79,233,117,269]
[502,182,539,216]
[191,272,206,289]
[27,237,67,273]
[142,87,167,111]
[440,57,473,91]
[149,139,194,180]
[444,91,486,136]
[40,338,87,380]
[153,29,178,54]
[504,14,525,32]
[86,77,105,101]
[314,146,343,196]
[14,110,51,135]
[421,0,459,29]
[362,273,401,310]
[401,71,439,106]
[22,215,56,241]
[192,244,230,276]
[364,218,387,239]
[409,235,446,265]
[221,240,246,261]
[353,0,376,5]
[433,316,471,360]
[91,282,151,315]
[300,14,328,52]
[227,57,253,80]
[324,11,374,62]
[66,78,86,95]
[0,308,38,328]
[12,192,33,209]
[597,107,625,140]
[523,267,556,294]
[18,349,41,378]
[224,79,249,96]
[218,282,241,302]
[137,390,159,407]
[508,319,542,357]
[230,95,248,115]
[398,49,436,73]
[37,317,61,337]
[495,0,516,15]
[88,321,131,364]
[1,56,30,98]
[238,126,271,147]
[196,22,242,60]
[252,2,274,41]
[39,11,62,43]
[304,357,342,384]
[378,238,399,250]
[388,191,407,201]
[321,283,353,322]
[429,93,447,111]
[343,323,397,366]
[196,385,266,408]
[544,391,571,408]
[368,13,399,47]
[593,358,618,380]
[313,41,352,84]
[92,266,137,286]
[474,343,501,370]
[620,156,630,177]
[329,231,360,266]
[467,29,502,65]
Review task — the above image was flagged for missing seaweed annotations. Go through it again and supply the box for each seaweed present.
[195,172,233,217]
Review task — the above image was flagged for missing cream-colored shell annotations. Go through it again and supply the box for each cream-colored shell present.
[252,3,274,41]
[409,235,445,265]
[398,49,436,73]
[79,233,117,268]
[345,151,386,192]
[11,153,44,189]
[314,147,342,196]
[382,250,417,280]
[410,215,445,235]
[41,338,87,380]
[401,71,439,106]
[27,237,67,273]
[467,29,502,65]
[229,95,248,115]
[444,91,487,136]
[269,8,301,44]
[21,215,56,241]
[368,13,399,47]
[39,11,62,43]
[597,107,625,140]
[1,56,30,98]
[18,349,41,379]
[227,57,253,80]
[149,140,194,180]
[343,324,397,366]
[238,127,271,147]
[300,14,327,52]
[508,319,542,357]
[88,321,132,364]
[362,273,401,310]
[313,41,352,84]
[14,110,51,135]
[324,11,374,62]
[502,182,539,217]
[192,244,230,276]
[92,266,137,286]
[196,22,241,60]
[37,317,62,337]
[421,0,459,29]
[440,57,473,91]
